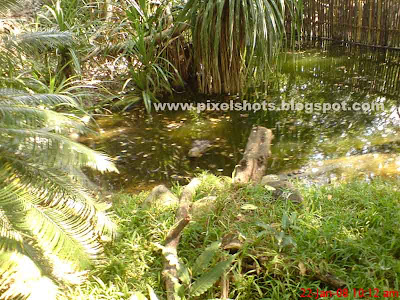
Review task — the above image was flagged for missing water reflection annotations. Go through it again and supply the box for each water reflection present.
[88,45,400,192]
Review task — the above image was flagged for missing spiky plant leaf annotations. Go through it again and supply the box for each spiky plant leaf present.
[190,255,234,297]
[25,205,99,268]
[0,1,116,297]
[191,241,221,276]
[0,105,89,135]
[184,0,302,94]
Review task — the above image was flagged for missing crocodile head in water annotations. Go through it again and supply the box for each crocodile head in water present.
[188,140,212,158]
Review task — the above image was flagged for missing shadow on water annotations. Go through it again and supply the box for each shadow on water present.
[87,45,400,192]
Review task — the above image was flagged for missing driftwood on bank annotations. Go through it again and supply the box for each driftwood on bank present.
[233,126,274,184]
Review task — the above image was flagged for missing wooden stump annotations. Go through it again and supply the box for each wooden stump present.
[233,126,274,184]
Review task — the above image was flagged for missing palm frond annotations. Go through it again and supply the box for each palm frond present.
[0,156,116,238]
[0,127,118,173]
[0,147,115,281]
[0,252,58,300]
[6,31,75,52]
[0,0,24,15]
[0,158,114,269]
[0,209,24,252]
[0,89,79,107]
[0,105,88,134]
[25,203,100,268]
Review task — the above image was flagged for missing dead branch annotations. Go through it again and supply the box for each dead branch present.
[314,270,346,289]
[165,216,191,247]
[161,177,202,300]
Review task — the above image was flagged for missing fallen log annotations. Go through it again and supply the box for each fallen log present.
[233,126,274,184]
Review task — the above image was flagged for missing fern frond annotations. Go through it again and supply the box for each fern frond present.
[1,156,95,215]
[0,168,99,269]
[192,241,221,276]
[0,9,117,296]
[0,209,25,253]
[190,256,234,297]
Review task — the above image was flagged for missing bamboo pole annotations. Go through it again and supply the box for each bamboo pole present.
[394,66,400,91]
[367,0,373,44]
[320,0,323,38]
[389,64,397,93]
[383,0,388,46]
[320,0,324,38]
[312,0,316,38]
[356,0,364,42]
[349,0,353,42]
[338,0,343,40]
[392,1,398,47]
[328,0,335,38]
[377,0,382,44]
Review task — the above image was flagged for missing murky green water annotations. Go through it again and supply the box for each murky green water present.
[87,45,400,192]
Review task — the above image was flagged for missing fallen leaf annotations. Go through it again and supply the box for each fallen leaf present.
[298,262,307,276]
[264,185,276,191]
[241,204,258,210]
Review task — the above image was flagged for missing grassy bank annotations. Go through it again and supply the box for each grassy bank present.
[62,175,400,299]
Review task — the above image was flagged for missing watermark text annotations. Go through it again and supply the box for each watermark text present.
[153,100,384,113]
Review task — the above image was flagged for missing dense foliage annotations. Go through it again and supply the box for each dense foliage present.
[0,1,118,298]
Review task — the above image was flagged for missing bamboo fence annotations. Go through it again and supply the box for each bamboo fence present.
[292,0,400,50]
[284,0,400,96]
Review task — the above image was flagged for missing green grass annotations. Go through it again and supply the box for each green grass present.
[61,175,400,299]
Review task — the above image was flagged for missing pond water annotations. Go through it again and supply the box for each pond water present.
[87,44,400,192]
